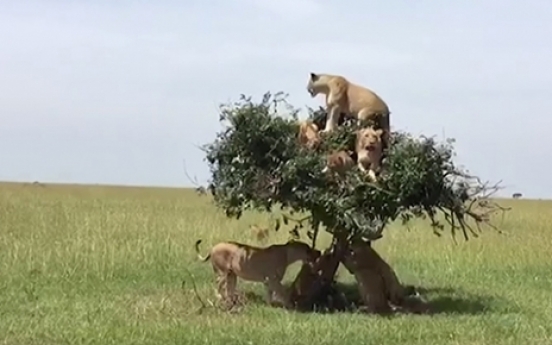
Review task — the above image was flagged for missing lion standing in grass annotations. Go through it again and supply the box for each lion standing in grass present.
[194,239,320,308]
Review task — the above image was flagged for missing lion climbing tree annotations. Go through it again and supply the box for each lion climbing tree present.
[201,91,508,311]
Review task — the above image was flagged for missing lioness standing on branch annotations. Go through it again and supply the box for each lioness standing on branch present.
[194,239,320,308]
[306,72,391,150]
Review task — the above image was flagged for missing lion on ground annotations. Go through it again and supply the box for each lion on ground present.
[342,240,431,314]
[194,239,320,308]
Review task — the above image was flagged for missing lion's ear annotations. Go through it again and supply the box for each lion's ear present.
[310,72,319,81]
[375,129,384,137]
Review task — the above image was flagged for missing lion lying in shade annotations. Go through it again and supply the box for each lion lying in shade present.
[195,239,320,308]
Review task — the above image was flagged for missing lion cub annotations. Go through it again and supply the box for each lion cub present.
[306,72,390,150]
[194,239,320,308]
[356,127,384,181]
[250,224,270,242]
[322,150,355,175]
[298,119,321,149]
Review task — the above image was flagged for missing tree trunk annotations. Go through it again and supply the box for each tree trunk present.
[288,237,431,314]
[289,236,348,311]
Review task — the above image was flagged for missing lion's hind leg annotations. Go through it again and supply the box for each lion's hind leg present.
[264,277,291,309]
[214,271,226,302]
[225,272,240,306]
[213,265,237,304]
[357,109,381,128]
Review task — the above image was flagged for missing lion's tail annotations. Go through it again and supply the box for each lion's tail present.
[194,239,211,262]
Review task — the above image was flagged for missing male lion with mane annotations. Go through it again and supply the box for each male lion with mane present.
[195,239,320,308]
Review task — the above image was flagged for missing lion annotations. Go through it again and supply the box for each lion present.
[321,150,355,175]
[355,127,384,181]
[298,119,321,149]
[306,72,391,149]
[250,224,270,242]
[342,240,431,314]
[341,244,393,314]
[194,239,321,308]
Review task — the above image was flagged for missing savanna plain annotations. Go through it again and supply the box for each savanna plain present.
[1,181,551,345]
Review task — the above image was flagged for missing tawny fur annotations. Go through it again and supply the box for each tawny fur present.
[298,120,321,150]
[344,241,432,314]
[250,224,270,242]
[343,241,406,305]
[306,72,391,149]
[194,239,320,308]
[355,127,384,181]
[341,240,433,315]
[342,257,391,314]
[322,150,355,175]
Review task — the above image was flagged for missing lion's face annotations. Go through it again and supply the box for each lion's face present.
[342,241,371,268]
[357,127,384,152]
[323,151,354,174]
[307,72,325,97]
[299,121,321,148]
[343,246,357,262]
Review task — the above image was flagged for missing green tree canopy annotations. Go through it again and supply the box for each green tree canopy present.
[202,92,506,246]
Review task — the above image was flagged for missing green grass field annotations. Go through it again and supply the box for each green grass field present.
[1,181,551,345]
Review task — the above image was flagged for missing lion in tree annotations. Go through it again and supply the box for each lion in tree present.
[204,88,506,314]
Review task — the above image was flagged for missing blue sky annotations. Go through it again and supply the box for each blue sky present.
[1,0,551,198]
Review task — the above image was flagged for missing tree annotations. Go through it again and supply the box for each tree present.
[202,91,508,311]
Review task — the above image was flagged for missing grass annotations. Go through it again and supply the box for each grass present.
[1,181,551,345]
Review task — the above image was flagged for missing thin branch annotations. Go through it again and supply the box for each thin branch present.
[434,171,510,242]
[311,222,320,249]
[182,268,214,314]
[282,213,312,225]
[182,159,201,188]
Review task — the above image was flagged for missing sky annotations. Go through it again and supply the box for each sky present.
[1,0,551,198]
